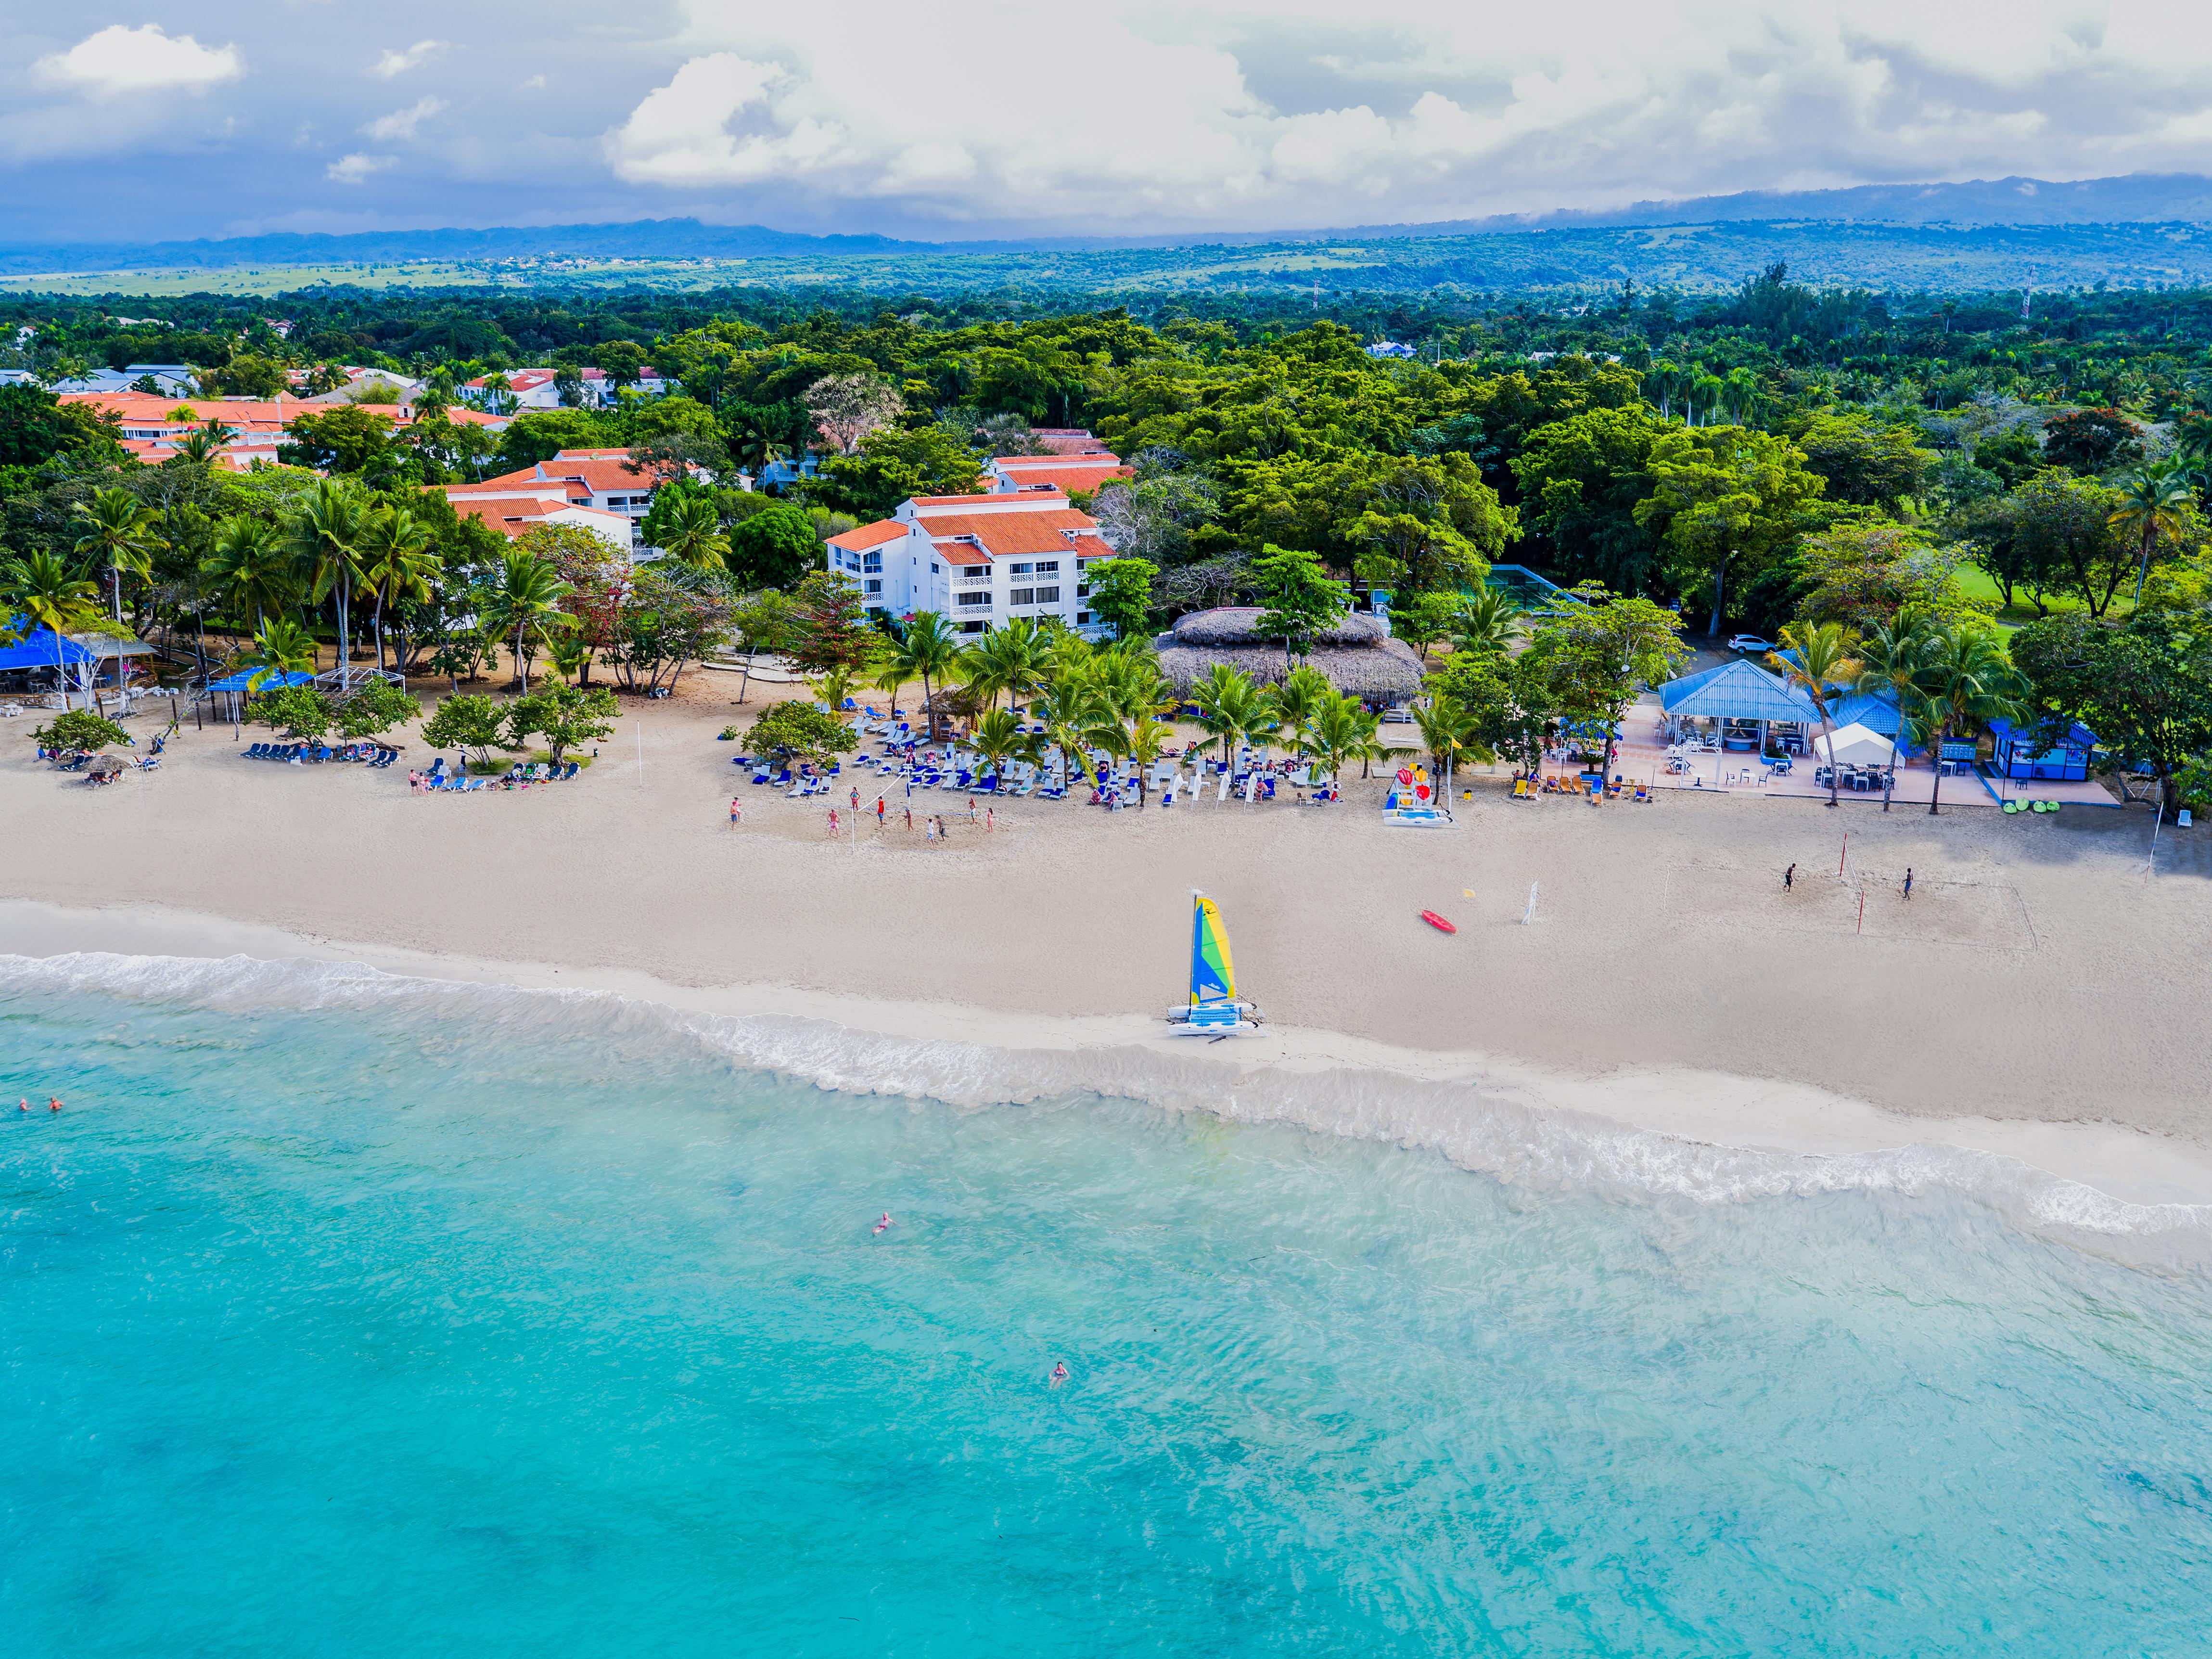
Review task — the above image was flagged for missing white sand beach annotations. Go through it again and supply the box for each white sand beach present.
[11,679,2212,1207]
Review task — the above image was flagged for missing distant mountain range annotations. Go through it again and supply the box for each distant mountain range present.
[6,172,2212,285]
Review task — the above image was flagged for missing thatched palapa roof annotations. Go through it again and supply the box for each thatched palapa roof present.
[1151,607,1425,702]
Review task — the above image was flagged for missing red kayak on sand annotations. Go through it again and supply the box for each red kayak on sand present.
[1420,910,1457,934]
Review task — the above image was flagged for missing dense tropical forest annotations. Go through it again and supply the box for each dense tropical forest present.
[6,260,2212,807]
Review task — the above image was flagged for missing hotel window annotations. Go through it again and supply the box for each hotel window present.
[1076,584,1090,599]
[1075,611,1091,626]
[1034,586,1060,604]
[1035,560,1059,573]
[1007,588,1036,606]
[960,619,987,634]
[930,562,939,573]
[862,551,882,573]
[1010,562,1034,576]
[865,579,882,595]
[957,591,993,608]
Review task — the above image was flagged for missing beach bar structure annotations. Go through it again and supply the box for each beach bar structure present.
[1657,658,1824,755]
[0,621,100,703]
[1987,717,2096,782]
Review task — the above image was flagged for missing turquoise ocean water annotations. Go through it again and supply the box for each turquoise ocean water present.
[4,954,2212,1656]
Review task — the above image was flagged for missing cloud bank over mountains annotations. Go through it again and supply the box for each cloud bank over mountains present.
[7,2,2212,243]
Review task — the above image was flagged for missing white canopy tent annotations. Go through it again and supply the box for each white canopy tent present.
[1811,723,1897,768]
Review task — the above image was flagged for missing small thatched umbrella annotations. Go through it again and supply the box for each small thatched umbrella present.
[1151,607,1425,704]
[88,755,127,781]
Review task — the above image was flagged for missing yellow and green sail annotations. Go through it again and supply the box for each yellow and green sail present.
[1189,894,1237,1005]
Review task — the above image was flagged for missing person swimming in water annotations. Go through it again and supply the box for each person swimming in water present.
[48,1096,62,1112]
[873,1212,892,1235]
[1049,1361,1069,1388]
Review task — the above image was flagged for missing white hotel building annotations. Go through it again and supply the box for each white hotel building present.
[825,488,1116,638]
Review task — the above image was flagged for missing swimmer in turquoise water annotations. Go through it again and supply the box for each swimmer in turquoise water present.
[1049,1361,1069,1388]
[873,1212,891,1235]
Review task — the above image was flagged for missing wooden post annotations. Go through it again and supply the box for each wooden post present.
[1839,835,1848,878]
[1857,891,1865,934]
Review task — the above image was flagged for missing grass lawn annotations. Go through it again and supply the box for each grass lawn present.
[1954,560,2130,628]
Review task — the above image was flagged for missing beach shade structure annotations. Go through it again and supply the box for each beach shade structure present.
[1658,658,1825,754]
[203,668,316,724]
[1151,607,1425,703]
[88,755,126,778]
[0,619,102,705]
[1823,690,1906,741]
[1811,723,1898,769]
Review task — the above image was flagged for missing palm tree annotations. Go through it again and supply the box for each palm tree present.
[1853,609,1931,812]
[285,478,371,692]
[961,617,1048,714]
[2109,461,2195,606]
[1769,622,1860,807]
[481,547,577,694]
[1912,624,2021,816]
[1122,708,1175,807]
[888,610,963,737]
[234,616,320,694]
[1452,587,1524,656]
[1261,665,1333,759]
[203,515,292,637]
[355,505,440,674]
[654,489,729,571]
[3,551,105,708]
[1029,665,1107,793]
[72,487,161,626]
[174,419,234,467]
[969,707,1041,789]
[1305,693,1384,789]
[1189,662,1264,769]
[1413,693,1482,797]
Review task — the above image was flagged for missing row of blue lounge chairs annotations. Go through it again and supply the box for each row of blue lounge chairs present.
[241,741,400,767]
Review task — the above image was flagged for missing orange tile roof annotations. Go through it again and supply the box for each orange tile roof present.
[998,464,1131,494]
[924,508,1102,561]
[992,450,1121,467]
[828,519,908,552]
[910,489,1063,509]
[445,496,628,539]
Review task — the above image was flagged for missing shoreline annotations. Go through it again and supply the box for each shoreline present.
[11,896,2212,1214]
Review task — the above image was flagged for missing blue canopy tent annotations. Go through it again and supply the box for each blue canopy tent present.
[0,619,101,708]
[1825,690,1906,743]
[1658,658,1825,754]
[203,668,315,723]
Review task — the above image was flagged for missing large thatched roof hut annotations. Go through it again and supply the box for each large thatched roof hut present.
[1151,607,1425,704]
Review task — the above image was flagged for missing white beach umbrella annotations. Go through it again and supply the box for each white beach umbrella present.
[1812,723,1895,767]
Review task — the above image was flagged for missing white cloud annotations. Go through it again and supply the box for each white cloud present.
[598,0,2212,230]
[519,75,548,91]
[34,24,243,99]
[327,153,394,184]
[365,98,447,142]
[372,40,448,80]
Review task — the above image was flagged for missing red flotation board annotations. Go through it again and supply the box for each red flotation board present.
[1420,910,1457,934]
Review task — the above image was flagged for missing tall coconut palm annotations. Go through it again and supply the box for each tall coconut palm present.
[355,504,440,673]
[203,514,292,637]
[481,547,577,694]
[1029,664,1107,793]
[3,551,105,708]
[1121,708,1176,807]
[969,707,1041,789]
[1189,662,1264,768]
[962,617,1049,714]
[888,610,963,736]
[72,487,161,626]
[1261,664,1333,759]
[1912,624,2021,816]
[1769,622,1860,808]
[2109,460,2195,606]
[1853,608,1932,812]
[1413,693,1482,796]
[285,478,371,692]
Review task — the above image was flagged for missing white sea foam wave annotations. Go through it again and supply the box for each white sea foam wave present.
[9,949,2210,1268]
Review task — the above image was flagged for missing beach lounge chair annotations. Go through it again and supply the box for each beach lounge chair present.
[1634,784,1652,802]
[561,762,578,780]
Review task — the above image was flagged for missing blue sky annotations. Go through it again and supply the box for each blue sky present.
[8,2,2212,246]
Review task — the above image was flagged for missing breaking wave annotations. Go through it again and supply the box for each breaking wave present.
[7,948,2208,1270]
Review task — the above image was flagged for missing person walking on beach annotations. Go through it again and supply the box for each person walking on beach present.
[875,795,886,827]
[1784,863,1795,891]
[1903,867,1914,900]
[904,804,913,831]
[850,785,860,813]
[828,808,840,838]
[986,806,995,833]
[729,796,743,827]
[924,815,936,842]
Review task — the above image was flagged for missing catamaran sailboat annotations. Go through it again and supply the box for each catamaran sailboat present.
[1165,891,1263,1034]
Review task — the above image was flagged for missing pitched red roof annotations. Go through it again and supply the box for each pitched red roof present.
[828,519,908,552]
[924,508,1102,562]
[910,489,1063,509]
[997,464,1131,495]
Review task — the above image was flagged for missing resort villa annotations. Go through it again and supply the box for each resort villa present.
[56,391,510,474]
[440,450,665,550]
[825,488,1118,636]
